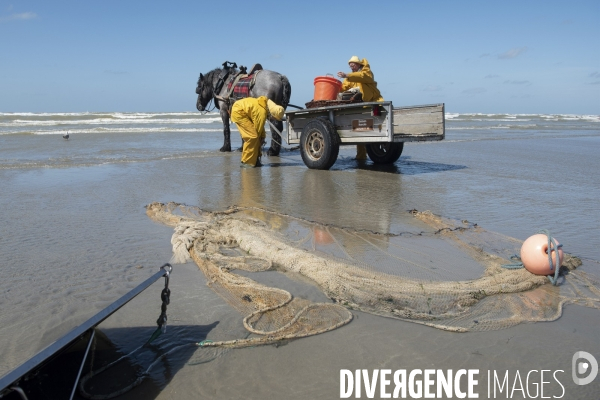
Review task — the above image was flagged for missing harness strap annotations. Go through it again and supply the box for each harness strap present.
[213,68,262,113]
[211,66,235,108]
[213,70,242,108]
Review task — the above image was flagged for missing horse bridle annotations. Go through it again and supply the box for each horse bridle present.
[196,79,217,114]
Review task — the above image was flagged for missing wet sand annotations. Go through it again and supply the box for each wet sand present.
[1,136,599,398]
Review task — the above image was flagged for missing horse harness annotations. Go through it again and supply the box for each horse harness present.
[196,61,264,114]
[213,62,263,112]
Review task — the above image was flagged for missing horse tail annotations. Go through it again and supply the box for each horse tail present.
[280,75,291,109]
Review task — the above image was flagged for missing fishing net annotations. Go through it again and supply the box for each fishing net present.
[146,202,600,348]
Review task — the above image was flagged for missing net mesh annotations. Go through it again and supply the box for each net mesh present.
[146,202,600,347]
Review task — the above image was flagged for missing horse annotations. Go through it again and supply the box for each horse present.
[195,65,291,156]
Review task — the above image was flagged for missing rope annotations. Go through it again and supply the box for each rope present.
[200,97,217,114]
[266,119,283,147]
[502,255,525,269]
[7,386,28,400]
[541,229,563,285]
[501,229,563,285]
[78,341,197,400]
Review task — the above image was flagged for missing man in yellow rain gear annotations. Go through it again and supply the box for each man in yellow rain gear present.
[337,56,384,160]
[230,96,284,168]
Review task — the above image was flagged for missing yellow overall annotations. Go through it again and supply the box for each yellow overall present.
[230,96,268,166]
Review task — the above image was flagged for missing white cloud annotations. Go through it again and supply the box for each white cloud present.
[462,87,486,95]
[270,54,282,59]
[498,47,528,59]
[0,12,37,22]
[510,94,532,99]
[485,74,500,79]
[504,80,531,85]
[423,85,442,92]
[589,71,600,78]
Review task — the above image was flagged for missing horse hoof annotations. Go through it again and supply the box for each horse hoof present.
[220,145,231,152]
[267,148,280,157]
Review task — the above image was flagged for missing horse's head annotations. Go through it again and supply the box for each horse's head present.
[195,72,214,112]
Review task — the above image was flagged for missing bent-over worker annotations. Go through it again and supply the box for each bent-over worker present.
[230,96,284,168]
[337,56,384,160]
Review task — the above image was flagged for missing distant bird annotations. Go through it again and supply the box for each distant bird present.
[63,131,70,140]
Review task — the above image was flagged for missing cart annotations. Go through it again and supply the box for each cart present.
[285,102,445,170]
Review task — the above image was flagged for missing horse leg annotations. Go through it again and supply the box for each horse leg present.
[220,108,231,152]
[267,119,282,156]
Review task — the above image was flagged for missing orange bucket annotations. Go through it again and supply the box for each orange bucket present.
[313,76,342,101]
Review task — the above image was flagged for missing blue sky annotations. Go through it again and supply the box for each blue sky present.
[1,1,598,114]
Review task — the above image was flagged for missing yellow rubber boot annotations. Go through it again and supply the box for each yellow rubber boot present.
[356,144,367,161]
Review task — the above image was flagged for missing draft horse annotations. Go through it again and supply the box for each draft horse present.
[195,63,291,156]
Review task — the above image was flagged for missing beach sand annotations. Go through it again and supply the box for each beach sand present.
[1,134,599,398]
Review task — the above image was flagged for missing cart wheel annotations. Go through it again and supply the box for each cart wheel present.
[300,118,340,170]
[366,142,404,164]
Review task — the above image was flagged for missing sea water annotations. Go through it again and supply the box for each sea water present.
[2,111,597,168]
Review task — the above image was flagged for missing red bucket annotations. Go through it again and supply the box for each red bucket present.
[313,76,342,101]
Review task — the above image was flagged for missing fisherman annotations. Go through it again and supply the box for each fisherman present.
[230,96,285,168]
[337,56,384,160]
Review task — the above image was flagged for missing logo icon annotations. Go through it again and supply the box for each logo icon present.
[572,351,598,385]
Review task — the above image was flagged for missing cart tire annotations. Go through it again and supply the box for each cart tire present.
[300,118,340,170]
[366,142,404,164]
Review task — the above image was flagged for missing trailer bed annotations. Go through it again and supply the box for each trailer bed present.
[283,102,444,169]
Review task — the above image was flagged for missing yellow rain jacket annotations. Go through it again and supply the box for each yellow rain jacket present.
[340,58,384,102]
[230,96,269,166]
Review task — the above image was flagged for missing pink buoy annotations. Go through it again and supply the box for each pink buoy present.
[520,234,564,276]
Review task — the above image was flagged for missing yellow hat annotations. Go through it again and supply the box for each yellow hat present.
[267,99,284,121]
[348,56,364,65]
